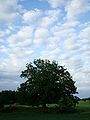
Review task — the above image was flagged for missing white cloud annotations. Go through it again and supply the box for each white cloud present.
[0,29,11,37]
[33,39,44,45]
[40,9,61,28]
[0,46,34,73]
[1,26,35,74]
[34,36,59,47]
[79,26,90,40]
[22,8,62,29]
[0,45,8,53]
[53,26,77,40]
[63,38,79,51]
[8,26,33,47]
[60,20,79,28]
[78,25,90,64]
[0,0,90,98]
[75,71,90,90]
[10,47,34,58]
[40,48,60,60]
[0,58,19,72]
[45,0,67,8]
[65,0,90,20]
[0,0,21,23]
[34,28,50,39]
[46,37,59,49]
[33,28,50,46]
[22,9,42,24]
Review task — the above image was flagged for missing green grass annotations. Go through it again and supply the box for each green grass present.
[0,101,90,120]
[77,100,90,114]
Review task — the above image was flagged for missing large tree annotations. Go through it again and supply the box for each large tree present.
[19,59,78,109]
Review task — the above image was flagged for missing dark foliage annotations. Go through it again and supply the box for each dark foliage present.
[18,59,78,110]
[0,90,16,108]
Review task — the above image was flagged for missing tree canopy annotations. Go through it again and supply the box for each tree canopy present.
[18,59,78,110]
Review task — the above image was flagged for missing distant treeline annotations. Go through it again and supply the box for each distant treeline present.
[81,97,90,101]
[0,90,17,107]
[0,90,90,108]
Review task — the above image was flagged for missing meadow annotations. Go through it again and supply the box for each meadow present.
[0,100,90,120]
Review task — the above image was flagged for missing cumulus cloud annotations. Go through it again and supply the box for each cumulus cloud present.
[0,29,11,37]
[65,0,90,20]
[8,26,33,47]
[0,26,34,74]
[79,25,90,63]
[0,0,21,23]
[0,0,90,97]
[44,0,67,8]
[53,27,76,39]
[75,71,90,89]
[40,9,61,28]
[22,9,42,24]
[63,38,80,51]
[22,8,62,30]
[34,28,49,38]
[33,27,50,46]
[79,25,90,40]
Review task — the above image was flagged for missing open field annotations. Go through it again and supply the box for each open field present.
[0,101,90,120]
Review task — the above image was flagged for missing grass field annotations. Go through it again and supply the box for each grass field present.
[0,101,90,120]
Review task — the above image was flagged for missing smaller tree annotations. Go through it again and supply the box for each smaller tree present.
[19,59,78,110]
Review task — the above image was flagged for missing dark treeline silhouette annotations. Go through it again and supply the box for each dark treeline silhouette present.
[81,97,90,102]
[0,90,16,108]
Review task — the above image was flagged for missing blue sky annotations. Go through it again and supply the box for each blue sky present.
[0,0,90,98]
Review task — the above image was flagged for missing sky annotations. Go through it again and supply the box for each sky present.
[0,0,90,98]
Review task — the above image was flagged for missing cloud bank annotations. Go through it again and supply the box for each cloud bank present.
[0,0,90,97]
